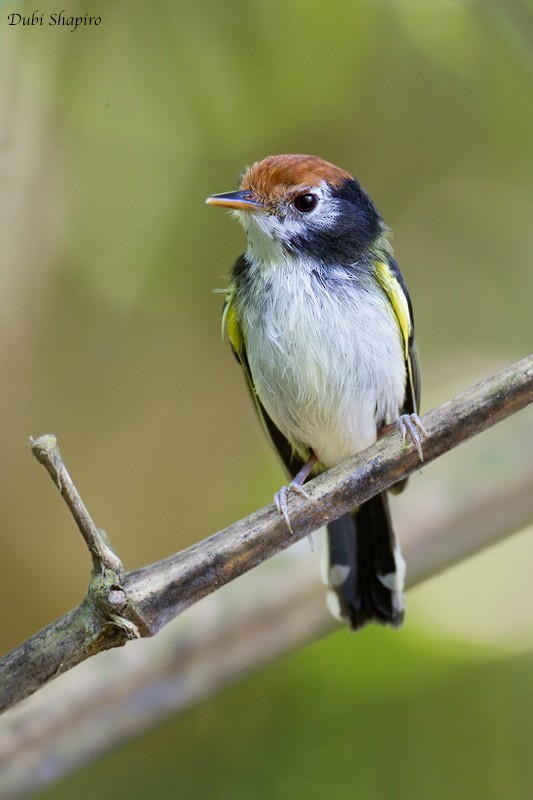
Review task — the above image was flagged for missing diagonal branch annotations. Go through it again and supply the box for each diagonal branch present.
[1,472,532,798]
[0,354,531,714]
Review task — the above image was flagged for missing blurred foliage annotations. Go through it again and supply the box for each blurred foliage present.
[0,0,532,796]
[40,628,533,800]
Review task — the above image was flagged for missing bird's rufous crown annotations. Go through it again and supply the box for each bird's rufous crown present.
[240,154,353,201]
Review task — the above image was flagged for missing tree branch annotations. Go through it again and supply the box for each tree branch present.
[0,354,532,714]
[2,472,532,798]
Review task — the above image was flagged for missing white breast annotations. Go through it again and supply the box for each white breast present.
[237,258,406,468]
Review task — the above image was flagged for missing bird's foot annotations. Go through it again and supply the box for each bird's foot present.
[396,413,427,461]
[274,482,312,534]
[274,454,318,533]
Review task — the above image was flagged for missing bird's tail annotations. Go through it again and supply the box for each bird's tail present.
[324,492,405,630]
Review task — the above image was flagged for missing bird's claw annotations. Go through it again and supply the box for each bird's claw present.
[396,413,427,462]
[274,481,311,534]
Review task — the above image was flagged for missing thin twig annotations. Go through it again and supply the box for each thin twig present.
[30,434,123,574]
[0,355,531,715]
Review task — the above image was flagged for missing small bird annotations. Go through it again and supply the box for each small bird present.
[206,154,423,630]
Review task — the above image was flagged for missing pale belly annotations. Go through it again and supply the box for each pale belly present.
[240,270,407,468]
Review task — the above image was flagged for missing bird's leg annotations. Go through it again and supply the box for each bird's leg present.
[274,454,318,533]
[378,414,427,462]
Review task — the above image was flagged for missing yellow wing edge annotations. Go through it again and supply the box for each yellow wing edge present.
[374,260,419,415]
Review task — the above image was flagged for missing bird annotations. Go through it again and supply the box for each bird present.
[206,154,423,630]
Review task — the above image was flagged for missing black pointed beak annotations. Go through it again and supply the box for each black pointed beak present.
[205,190,267,213]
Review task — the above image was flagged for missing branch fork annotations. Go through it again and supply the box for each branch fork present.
[30,434,149,640]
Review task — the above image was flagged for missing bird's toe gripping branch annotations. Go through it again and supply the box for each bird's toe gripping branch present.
[274,454,318,533]
[396,413,427,461]
[274,482,312,533]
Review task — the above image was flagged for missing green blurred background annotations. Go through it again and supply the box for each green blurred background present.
[1,0,533,797]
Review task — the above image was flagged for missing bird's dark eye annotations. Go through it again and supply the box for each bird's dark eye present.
[293,193,318,213]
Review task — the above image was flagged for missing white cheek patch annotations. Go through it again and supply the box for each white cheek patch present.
[306,189,341,229]
[237,182,340,262]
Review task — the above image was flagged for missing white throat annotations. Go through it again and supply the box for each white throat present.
[240,214,286,267]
